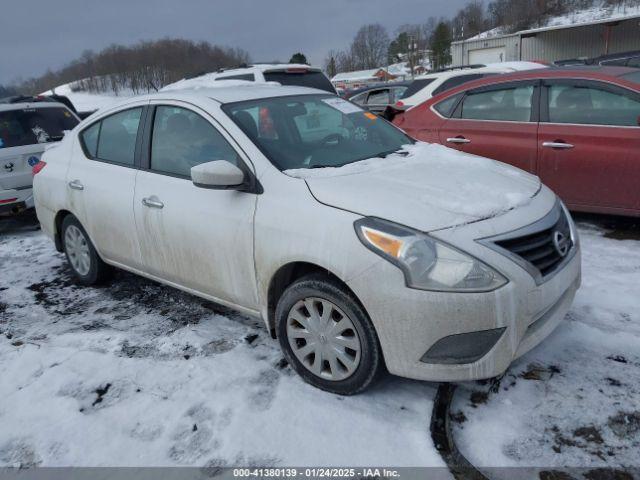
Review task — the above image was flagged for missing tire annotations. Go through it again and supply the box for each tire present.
[276,273,382,395]
[61,215,111,285]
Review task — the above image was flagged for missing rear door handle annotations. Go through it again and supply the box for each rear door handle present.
[446,137,471,144]
[142,196,164,209]
[68,180,84,191]
[542,141,574,150]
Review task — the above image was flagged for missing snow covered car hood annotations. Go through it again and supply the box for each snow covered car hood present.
[285,142,541,232]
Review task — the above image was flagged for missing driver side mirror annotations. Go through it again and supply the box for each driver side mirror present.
[191,160,245,190]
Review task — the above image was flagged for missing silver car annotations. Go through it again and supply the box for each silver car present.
[1,99,79,215]
[34,85,581,395]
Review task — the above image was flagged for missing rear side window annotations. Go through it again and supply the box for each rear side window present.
[81,107,142,165]
[460,85,534,122]
[432,74,486,97]
[0,107,78,149]
[263,71,336,93]
[216,74,255,81]
[547,84,640,126]
[401,78,435,99]
[150,106,239,177]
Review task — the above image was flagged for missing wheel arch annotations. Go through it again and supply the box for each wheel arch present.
[53,209,74,252]
[266,261,366,339]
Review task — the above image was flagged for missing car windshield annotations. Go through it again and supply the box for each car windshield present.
[223,94,412,171]
[0,106,78,149]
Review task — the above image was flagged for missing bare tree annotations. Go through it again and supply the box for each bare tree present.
[349,24,390,70]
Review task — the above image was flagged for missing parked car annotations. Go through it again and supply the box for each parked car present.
[343,82,411,119]
[394,66,640,217]
[34,84,580,394]
[1,98,80,215]
[162,63,337,94]
[394,62,547,112]
[555,50,640,68]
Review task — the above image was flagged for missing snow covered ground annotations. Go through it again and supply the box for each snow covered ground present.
[0,213,638,470]
[453,218,640,471]
[0,214,442,468]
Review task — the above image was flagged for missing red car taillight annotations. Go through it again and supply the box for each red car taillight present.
[32,161,47,175]
[0,198,18,204]
[395,101,404,107]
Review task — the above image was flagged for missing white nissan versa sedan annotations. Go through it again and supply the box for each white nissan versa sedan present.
[33,84,581,394]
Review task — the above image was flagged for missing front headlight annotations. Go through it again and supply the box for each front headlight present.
[355,217,508,292]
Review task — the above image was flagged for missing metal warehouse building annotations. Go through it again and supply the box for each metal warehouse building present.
[451,14,640,66]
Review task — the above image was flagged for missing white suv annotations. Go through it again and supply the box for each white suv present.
[34,85,580,395]
[397,62,546,110]
[162,64,336,94]
[1,99,79,215]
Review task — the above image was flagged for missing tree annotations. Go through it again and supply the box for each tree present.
[430,22,453,70]
[324,50,338,78]
[289,52,309,64]
[388,31,410,63]
[349,24,390,70]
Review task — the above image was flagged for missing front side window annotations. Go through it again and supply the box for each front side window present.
[460,85,534,122]
[547,83,640,126]
[224,94,412,171]
[150,106,239,177]
[349,92,368,105]
[367,89,390,105]
[0,107,78,149]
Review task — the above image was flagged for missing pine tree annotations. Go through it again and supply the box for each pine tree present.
[289,52,309,64]
[430,22,453,70]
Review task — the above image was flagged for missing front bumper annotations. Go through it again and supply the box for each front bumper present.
[346,191,582,382]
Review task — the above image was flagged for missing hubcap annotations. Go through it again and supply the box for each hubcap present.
[286,297,362,381]
[64,225,91,276]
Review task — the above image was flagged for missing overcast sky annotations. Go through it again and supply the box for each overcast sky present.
[0,0,470,85]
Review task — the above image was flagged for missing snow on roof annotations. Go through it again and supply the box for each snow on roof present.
[331,69,384,82]
[460,3,640,42]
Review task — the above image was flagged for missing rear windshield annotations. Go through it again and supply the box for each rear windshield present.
[621,71,640,84]
[0,106,78,149]
[401,78,435,99]
[263,71,336,93]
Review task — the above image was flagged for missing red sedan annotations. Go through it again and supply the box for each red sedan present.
[394,67,640,217]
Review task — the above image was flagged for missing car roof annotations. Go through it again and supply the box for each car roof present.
[413,66,515,80]
[420,65,640,107]
[220,63,321,74]
[345,81,412,97]
[104,84,329,112]
[0,101,70,113]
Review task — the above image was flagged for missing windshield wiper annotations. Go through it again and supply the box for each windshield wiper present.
[379,148,409,158]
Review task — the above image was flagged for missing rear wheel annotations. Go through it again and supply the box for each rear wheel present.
[276,274,382,395]
[61,215,111,285]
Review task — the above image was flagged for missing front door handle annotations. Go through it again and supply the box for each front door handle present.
[68,180,84,191]
[542,141,574,150]
[446,136,471,144]
[142,196,164,209]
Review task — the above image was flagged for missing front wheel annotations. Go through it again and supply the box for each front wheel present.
[61,215,111,285]
[276,274,382,395]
